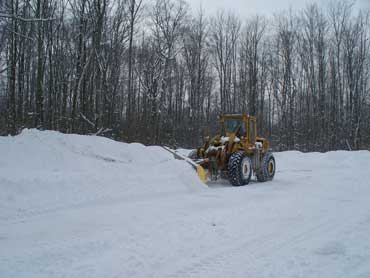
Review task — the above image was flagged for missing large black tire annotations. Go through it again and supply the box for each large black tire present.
[256,152,276,182]
[228,151,252,186]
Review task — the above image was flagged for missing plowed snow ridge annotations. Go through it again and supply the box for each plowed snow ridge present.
[0,129,370,278]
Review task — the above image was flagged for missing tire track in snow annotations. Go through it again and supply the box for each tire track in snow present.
[0,190,200,225]
[165,219,336,278]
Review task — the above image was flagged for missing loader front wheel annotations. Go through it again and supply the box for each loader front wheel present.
[228,151,252,186]
[257,152,275,182]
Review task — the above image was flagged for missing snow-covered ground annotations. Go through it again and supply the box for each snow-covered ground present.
[1,130,370,278]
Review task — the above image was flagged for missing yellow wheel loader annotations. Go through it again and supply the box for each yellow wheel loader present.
[187,114,275,186]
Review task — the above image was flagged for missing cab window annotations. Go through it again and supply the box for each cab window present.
[237,122,246,137]
[224,118,242,133]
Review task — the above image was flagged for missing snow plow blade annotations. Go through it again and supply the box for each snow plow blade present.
[196,164,208,182]
[162,146,208,183]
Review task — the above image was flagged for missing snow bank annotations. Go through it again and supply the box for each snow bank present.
[0,129,204,220]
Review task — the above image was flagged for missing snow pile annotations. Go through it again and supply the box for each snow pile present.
[0,129,204,221]
[1,130,370,278]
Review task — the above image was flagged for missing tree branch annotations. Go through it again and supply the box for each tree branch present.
[0,13,56,22]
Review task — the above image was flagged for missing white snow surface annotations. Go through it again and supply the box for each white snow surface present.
[1,130,370,278]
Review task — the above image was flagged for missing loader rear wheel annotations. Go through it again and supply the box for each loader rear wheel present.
[228,151,252,186]
[257,152,275,182]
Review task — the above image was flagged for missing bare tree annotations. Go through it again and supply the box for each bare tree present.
[151,0,187,143]
[210,11,241,113]
[183,8,209,145]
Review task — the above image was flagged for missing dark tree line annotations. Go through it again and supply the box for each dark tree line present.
[0,0,370,151]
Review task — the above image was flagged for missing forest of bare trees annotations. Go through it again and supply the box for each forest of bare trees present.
[0,0,370,151]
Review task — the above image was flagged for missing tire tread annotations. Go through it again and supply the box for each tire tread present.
[228,151,251,186]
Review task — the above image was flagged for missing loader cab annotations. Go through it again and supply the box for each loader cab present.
[220,114,256,143]
[220,116,244,137]
[222,118,245,137]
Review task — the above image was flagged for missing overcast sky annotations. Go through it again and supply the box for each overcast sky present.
[187,0,370,17]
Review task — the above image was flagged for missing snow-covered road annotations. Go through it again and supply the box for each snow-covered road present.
[1,130,370,278]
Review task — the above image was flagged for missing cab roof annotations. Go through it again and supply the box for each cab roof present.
[219,114,255,120]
